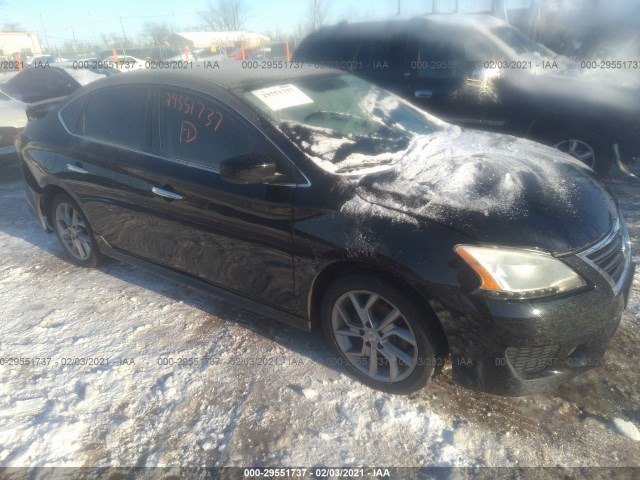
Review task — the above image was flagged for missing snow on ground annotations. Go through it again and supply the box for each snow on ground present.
[0,156,639,470]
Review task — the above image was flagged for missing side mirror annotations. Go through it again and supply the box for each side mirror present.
[220,153,277,184]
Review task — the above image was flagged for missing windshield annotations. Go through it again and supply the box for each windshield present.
[243,74,443,175]
[491,25,557,57]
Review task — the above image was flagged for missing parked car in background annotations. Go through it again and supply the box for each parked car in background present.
[0,65,109,152]
[0,65,106,103]
[101,55,147,72]
[293,14,640,178]
[0,90,27,156]
[26,54,67,67]
[17,66,634,395]
[61,58,121,77]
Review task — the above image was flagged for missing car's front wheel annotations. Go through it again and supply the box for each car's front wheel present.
[51,194,101,268]
[321,274,443,394]
[550,131,611,176]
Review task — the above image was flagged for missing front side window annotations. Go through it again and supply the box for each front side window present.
[416,37,466,79]
[83,86,148,149]
[490,25,556,57]
[158,88,263,170]
[357,34,409,75]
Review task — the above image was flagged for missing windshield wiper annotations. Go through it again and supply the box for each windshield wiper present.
[335,159,394,174]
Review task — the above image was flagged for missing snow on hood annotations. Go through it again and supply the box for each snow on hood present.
[344,127,616,251]
[353,126,588,219]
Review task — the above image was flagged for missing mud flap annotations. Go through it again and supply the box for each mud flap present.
[605,143,640,184]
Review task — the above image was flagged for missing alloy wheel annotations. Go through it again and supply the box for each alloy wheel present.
[331,290,419,383]
[553,139,596,169]
[55,202,92,261]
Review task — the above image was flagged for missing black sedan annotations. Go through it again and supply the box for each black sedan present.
[18,65,634,395]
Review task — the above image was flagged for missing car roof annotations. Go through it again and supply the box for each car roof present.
[71,62,340,94]
[314,13,506,34]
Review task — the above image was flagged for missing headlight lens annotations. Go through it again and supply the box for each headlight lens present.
[456,245,586,299]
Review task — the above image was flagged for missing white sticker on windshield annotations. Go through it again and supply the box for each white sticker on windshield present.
[251,84,313,111]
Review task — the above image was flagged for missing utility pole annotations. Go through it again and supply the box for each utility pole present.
[39,14,51,54]
[492,0,509,22]
[312,0,318,31]
[70,26,79,54]
[397,0,402,15]
[119,16,128,47]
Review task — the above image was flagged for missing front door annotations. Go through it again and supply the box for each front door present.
[131,86,298,308]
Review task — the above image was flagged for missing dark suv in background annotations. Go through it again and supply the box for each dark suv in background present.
[293,14,640,179]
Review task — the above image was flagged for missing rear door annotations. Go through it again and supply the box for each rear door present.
[57,84,163,254]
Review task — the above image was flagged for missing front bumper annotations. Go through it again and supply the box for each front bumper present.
[439,241,635,396]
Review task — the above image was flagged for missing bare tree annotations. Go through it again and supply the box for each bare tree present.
[2,22,24,32]
[100,33,124,50]
[198,0,249,31]
[141,22,173,47]
[311,0,330,31]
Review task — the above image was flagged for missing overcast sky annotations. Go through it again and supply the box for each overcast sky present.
[2,0,535,49]
[3,0,636,50]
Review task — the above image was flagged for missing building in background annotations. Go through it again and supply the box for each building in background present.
[0,32,43,59]
[172,31,270,53]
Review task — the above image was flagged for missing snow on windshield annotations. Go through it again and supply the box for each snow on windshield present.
[246,74,444,175]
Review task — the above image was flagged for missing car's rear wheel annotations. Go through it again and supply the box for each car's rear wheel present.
[321,274,441,394]
[51,194,100,268]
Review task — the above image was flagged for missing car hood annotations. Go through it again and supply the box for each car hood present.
[354,127,617,253]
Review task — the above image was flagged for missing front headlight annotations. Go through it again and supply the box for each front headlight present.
[455,245,586,299]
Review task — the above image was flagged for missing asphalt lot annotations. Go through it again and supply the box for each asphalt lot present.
[0,153,639,470]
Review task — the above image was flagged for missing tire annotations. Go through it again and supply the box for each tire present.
[321,274,443,394]
[549,131,611,177]
[51,194,101,268]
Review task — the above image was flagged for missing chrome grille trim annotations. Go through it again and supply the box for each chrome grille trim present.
[577,219,632,295]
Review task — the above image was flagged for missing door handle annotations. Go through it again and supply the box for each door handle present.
[67,163,88,174]
[414,89,433,99]
[152,186,183,200]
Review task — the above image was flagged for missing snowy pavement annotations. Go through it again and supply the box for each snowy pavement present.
[0,155,639,469]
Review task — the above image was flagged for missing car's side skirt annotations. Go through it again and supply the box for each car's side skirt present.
[94,235,311,331]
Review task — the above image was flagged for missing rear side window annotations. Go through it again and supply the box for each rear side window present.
[59,98,83,134]
[297,36,362,63]
[158,88,263,170]
[83,86,148,149]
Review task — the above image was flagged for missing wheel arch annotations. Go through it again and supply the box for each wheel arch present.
[308,260,450,357]
[42,184,79,228]
[526,114,613,145]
